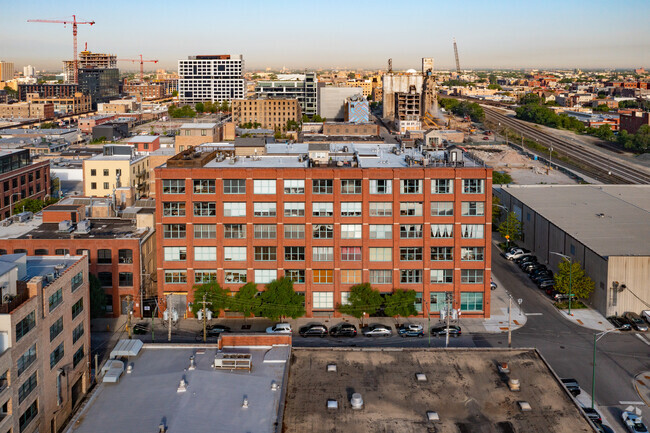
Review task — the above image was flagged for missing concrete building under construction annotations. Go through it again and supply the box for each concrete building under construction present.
[63,50,117,84]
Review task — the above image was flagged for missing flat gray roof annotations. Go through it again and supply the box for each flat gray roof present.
[67,345,289,433]
[495,185,650,257]
[180,123,217,129]
[24,255,83,280]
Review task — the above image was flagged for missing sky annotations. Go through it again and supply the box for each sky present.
[1,0,649,73]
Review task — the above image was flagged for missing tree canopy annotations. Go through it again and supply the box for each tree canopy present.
[554,258,594,299]
[89,274,107,319]
[190,282,231,316]
[14,197,58,215]
[492,171,513,185]
[337,283,383,318]
[438,98,485,122]
[498,211,522,244]
[383,289,418,317]
[257,277,305,320]
[230,282,260,318]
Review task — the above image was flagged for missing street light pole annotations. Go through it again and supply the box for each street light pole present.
[494,204,510,247]
[550,252,573,316]
[592,328,618,409]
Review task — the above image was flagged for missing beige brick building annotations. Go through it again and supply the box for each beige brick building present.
[26,92,91,116]
[0,102,54,120]
[232,98,301,131]
[174,123,220,153]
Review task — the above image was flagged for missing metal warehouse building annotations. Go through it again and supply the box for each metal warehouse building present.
[493,184,650,317]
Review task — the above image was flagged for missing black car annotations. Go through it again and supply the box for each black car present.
[538,280,555,290]
[530,270,553,282]
[206,324,231,336]
[299,324,328,337]
[551,291,577,302]
[523,262,545,273]
[430,324,462,337]
[622,312,649,332]
[133,322,149,335]
[515,256,537,265]
[607,316,632,331]
[329,323,358,337]
[560,378,581,396]
[582,407,602,424]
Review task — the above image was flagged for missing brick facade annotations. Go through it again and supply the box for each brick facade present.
[0,151,50,220]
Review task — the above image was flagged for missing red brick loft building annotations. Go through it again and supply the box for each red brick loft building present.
[0,149,50,220]
[155,143,492,319]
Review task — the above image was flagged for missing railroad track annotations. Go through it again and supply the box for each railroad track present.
[484,107,650,184]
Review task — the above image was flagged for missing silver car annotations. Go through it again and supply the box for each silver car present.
[362,324,392,337]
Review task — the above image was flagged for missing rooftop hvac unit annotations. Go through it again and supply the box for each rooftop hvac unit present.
[76,219,91,233]
[17,212,33,223]
[46,273,55,282]
[58,220,73,232]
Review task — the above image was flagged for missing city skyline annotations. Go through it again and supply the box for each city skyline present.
[1,0,649,72]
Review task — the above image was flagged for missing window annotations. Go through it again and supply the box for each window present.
[313,292,334,308]
[313,270,333,284]
[119,272,133,287]
[432,179,453,194]
[103,169,109,176]
[15,311,35,342]
[17,344,36,376]
[430,292,448,312]
[313,224,333,239]
[285,247,305,261]
[34,249,49,256]
[71,271,83,292]
[341,247,362,261]
[223,247,246,261]
[369,179,392,194]
[50,316,63,341]
[254,224,276,239]
[400,179,422,194]
[462,179,484,194]
[253,202,276,217]
[254,269,276,283]
[312,202,333,217]
[194,246,217,261]
[98,272,112,287]
[253,179,276,194]
[18,372,37,404]
[431,202,453,216]
[460,292,484,311]
[223,179,246,194]
[73,345,85,367]
[400,247,423,261]
[193,179,215,194]
[431,269,453,284]
[224,224,246,239]
[285,269,305,284]
[163,179,185,194]
[254,246,277,261]
[400,269,422,284]
[164,246,187,261]
[194,202,216,217]
[462,202,484,216]
[431,247,453,261]
[118,250,133,265]
[90,182,97,190]
[312,179,333,194]
[97,249,112,264]
[194,224,216,239]
[284,202,305,217]
[340,292,351,305]
[195,270,217,284]
[48,289,63,312]
[163,224,186,239]
[55,248,69,255]
[73,322,84,344]
[19,400,38,432]
[369,202,392,216]
[570,245,576,255]
[369,247,392,261]
[284,224,305,239]
[369,224,392,239]
[461,224,484,239]
[370,270,392,284]
[50,342,64,369]
[341,224,361,239]
[224,202,246,217]
[461,269,484,284]
[224,270,247,284]
[103,182,110,189]
[163,202,185,217]
[341,179,361,194]
[431,224,453,238]
[312,247,334,261]
[284,179,305,194]
[400,224,423,238]
[164,270,187,284]
[340,269,361,284]
[461,247,484,261]
[91,169,96,176]
[400,202,422,216]
[341,202,362,217]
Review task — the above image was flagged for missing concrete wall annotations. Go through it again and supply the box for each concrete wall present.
[382,74,424,118]
[607,256,650,316]
[318,87,362,120]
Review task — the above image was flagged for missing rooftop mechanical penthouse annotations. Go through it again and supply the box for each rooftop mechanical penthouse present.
[154,143,492,318]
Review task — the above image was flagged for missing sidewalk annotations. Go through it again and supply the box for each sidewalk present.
[555,308,615,332]
[635,372,650,407]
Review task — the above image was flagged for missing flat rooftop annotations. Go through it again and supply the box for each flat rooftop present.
[180,123,217,129]
[127,135,159,143]
[0,216,150,240]
[67,345,289,433]
[24,255,83,280]
[283,348,593,433]
[495,185,650,257]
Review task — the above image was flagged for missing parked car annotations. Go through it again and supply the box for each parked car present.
[551,291,577,302]
[430,324,462,337]
[522,262,544,273]
[502,246,528,258]
[643,310,650,325]
[531,272,554,284]
[582,407,602,425]
[538,280,556,290]
[299,324,328,337]
[526,264,547,274]
[398,323,424,338]
[622,411,648,433]
[606,316,632,331]
[133,322,149,335]
[362,324,392,337]
[560,378,581,396]
[266,323,292,334]
[490,280,498,290]
[329,323,358,337]
[623,312,649,332]
[505,249,532,260]
[516,256,537,266]
[205,324,231,336]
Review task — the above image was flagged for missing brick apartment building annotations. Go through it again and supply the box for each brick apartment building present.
[0,102,54,120]
[232,98,302,131]
[619,111,650,134]
[0,149,50,220]
[155,144,492,319]
[123,82,164,100]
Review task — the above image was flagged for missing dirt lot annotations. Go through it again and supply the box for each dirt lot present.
[283,348,593,433]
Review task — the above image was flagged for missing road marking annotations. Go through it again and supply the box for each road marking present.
[635,333,650,346]
[524,313,543,316]
[621,401,644,405]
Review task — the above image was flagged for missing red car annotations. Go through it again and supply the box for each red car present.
[482,136,489,140]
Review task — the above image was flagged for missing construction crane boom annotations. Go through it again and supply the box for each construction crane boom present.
[118,55,159,82]
[28,15,95,84]
[453,38,461,75]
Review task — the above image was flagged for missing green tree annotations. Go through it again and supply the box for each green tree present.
[337,283,383,318]
[383,289,417,317]
[257,277,305,320]
[89,274,106,319]
[492,171,513,184]
[492,195,502,222]
[269,73,278,80]
[219,101,230,112]
[632,125,650,152]
[301,114,309,122]
[40,122,58,129]
[172,90,178,97]
[519,93,542,105]
[593,104,611,113]
[347,72,356,79]
[230,282,260,318]
[13,198,54,214]
[554,258,594,298]
[251,74,261,79]
[498,211,522,244]
[487,83,502,90]
[311,114,324,122]
[195,102,205,114]
[3,85,18,99]
[594,124,614,141]
[190,282,231,316]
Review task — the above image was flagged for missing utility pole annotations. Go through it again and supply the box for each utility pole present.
[445,292,452,348]
[427,299,431,348]
[167,294,173,342]
[198,293,212,343]
[508,295,512,348]
[126,295,133,339]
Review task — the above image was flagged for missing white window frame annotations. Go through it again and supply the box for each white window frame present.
[164,246,187,261]
[253,179,276,194]
[224,202,246,217]
[224,247,246,261]
[254,202,277,217]
[312,202,333,217]
[369,179,392,194]
[369,224,392,239]
[461,224,484,239]
[313,292,334,309]
[340,224,362,239]
[283,179,305,194]
[194,246,217,261]
[341,202,362,217]
[284,202,305,217]
[369,247,392,261]
[254,269,276,284]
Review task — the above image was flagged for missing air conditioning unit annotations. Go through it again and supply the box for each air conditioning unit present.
[76,219,91,233]
[58,220,73,232]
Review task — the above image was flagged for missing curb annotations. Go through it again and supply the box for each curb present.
[634,372,650,408]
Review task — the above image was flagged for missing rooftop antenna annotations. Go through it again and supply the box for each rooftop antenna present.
[388,58,392,74]
[453,38,461,75]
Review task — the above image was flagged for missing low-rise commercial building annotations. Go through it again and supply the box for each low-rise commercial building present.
[321,122,379,136]
[175,123,220,153]
[619,111,650,134]
[232,98,301,131]
[126,135,161,153]
[26,92,91,116]
[123,82,164,100]
[83,146,149,198]
[0,149,50,220]
[0,102,54,120]
[78,115,116,134]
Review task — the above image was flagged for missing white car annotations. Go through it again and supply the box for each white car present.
[505,249,532,260]
[266,323,292,334]
[622,411,648,433]
[362,324,392,337]
[642,310,650,325]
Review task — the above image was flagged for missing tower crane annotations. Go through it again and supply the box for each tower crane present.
[27,15,95,84]
[453,38,461,75]
[118,55,159,82]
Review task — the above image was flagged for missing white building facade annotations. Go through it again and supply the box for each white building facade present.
[178,55,245,104]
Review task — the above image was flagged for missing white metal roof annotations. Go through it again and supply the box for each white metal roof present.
[110,339,143,359]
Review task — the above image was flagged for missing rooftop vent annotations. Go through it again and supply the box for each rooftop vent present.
[518,401,532,412]
[498,362,510,374]
[426,411,440,422]
[188,356,196,371]
[177,379,187,393]
[416,373,427,382]
[327,399,338,410]
[327,364,337,372]
[271,381,279,391]
[242,397,249,409]
[596,213,605,218]
[508,378,521,392]
[351,393,363,410]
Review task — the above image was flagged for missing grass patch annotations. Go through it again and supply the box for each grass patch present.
[554,300,587,310]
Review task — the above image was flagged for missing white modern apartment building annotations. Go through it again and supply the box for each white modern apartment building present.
[178,55,245,104]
